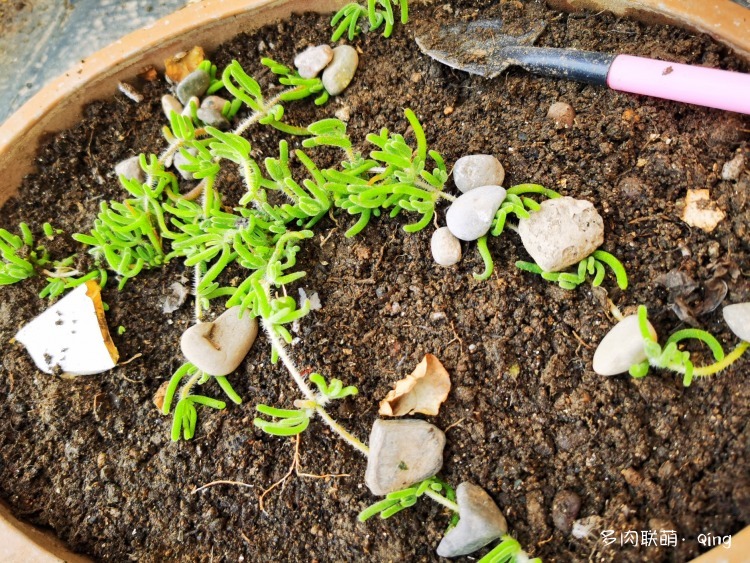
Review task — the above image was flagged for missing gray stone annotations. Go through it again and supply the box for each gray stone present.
[723,303,750,341]
[201,95,230,112]
[365,419,445,496]
[593,315,657,376]
[431,227,462,266]
[180,306,259,376]
[322,45,358,96]
[196,108,230,130]
[453,155,505,193]
[552,490,582,534]
[517,196,604,272]
[721,153,745,181]
[162,282,188,314]
[446,185,507,241]
[436,482,508,558]
[161,94,183,120]
[114,156,144,183]
[294,44,333,79]
[174,147,198,180]
[175,69,210,104]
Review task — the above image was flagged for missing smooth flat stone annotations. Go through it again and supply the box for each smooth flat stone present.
[431,227,462,266]
[518,196,604,272]
[593,314,657,376]
[436,482,508,557]
[201,95,229,112]
[294,44,333,79]
[196,107,230,130]
[161,94,183,120]
[446,185,507,241]
[174,147,197,180]
[365,419,445,496]
[175,69,210,104]
[180,306,258,376]
[322,45,358,96]
[723,303,750,341]
[453,155,505,193]
[114,156,144,183]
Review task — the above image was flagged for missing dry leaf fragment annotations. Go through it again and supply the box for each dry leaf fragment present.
[165,46,205,83]
[379,354,451,416]
[681,189,725,232]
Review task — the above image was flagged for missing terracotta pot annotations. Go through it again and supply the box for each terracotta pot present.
[0,0,748,560]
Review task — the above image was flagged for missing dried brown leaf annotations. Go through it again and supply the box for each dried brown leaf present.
[379,354,451,416]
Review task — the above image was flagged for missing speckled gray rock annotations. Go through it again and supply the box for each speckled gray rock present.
[176,69,210,104]
[294,44,333,79]
[322,45,358,96]
[436,483,508,558]
[593,315,657,376]
[453,155,505,193]
[431,227,462,266]
[161,94,183,119]
[518,196,604,272]
[197,107,230,130]
[723,303,750,341]
[180,306,259,376]
[174,147,198,180]
[446,185,506,241]
[114,156,144,183]
[201,95,230,112]
[365,419,445,496]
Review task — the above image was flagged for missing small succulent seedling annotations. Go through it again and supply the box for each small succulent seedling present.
[331,0,409,41]
[478,535,542,563]
[516,250,628,290]
[628,305,748,386]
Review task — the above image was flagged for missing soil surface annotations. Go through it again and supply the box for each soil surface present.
[1,1,749,562]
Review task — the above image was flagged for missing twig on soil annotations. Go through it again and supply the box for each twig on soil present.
[571,330,593,350]
[192,480,255,495]
[117,353,143,366]
[444,417,465,432]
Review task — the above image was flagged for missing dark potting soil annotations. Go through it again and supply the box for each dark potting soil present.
[1,1,749,561]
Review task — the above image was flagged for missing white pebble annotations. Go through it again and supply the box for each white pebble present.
[322,45,359,96]
[174,147,198,180]
[518,196,604,272]
[161,94,183,120]
[453,155,505,193]
[721,153,745,181]
[201,95,230,112]
[547,101,575,128]
[114,156,145,183]
[431,227,462,266]
[446,185,507,241]
[180,306,258,376]
[592,315,657,376]
[723,303,750,341]
[117,81,143,103]
[294,44,334,79]
[182,96,200,117]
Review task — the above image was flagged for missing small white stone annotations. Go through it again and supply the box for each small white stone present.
[294,44,334,79]
[161,94,183,120]
[547,101,576,128]
[723,303,750,341]
[201,95,230,112]
[180,306,259,376]
[518,196,604,272]
[365,419,445,496]
[431,227,462,266]
[334,106,351,122]
[721,153,745,181]
[114,156,145,183]
[436,483,508,558]
[322,45,359,96]
[196,108,230,130]
[453,155,505,193]
[592,315,657,376]
[446,185,507,241]
[182,96,200,117]
[174,147,198,180]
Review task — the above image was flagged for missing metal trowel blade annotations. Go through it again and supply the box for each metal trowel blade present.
[415,18,546,78]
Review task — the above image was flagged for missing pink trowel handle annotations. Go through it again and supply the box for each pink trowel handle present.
[607,54,750,114]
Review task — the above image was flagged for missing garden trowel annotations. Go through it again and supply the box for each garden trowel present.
[415,18,750,114]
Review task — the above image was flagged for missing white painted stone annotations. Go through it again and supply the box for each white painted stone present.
[161,94,183,120]
[322,45,358,96]
[294,44,333,79]
[446,185,507,241]
[593,315,657,376]
[180,306,259,376]
[431,227,462,266]
[518,196,604,272]
[453,155,505,193]
[436,482,508,558]
[723,303,750,341]
[365,419,445,496]
[114,156,144,183]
